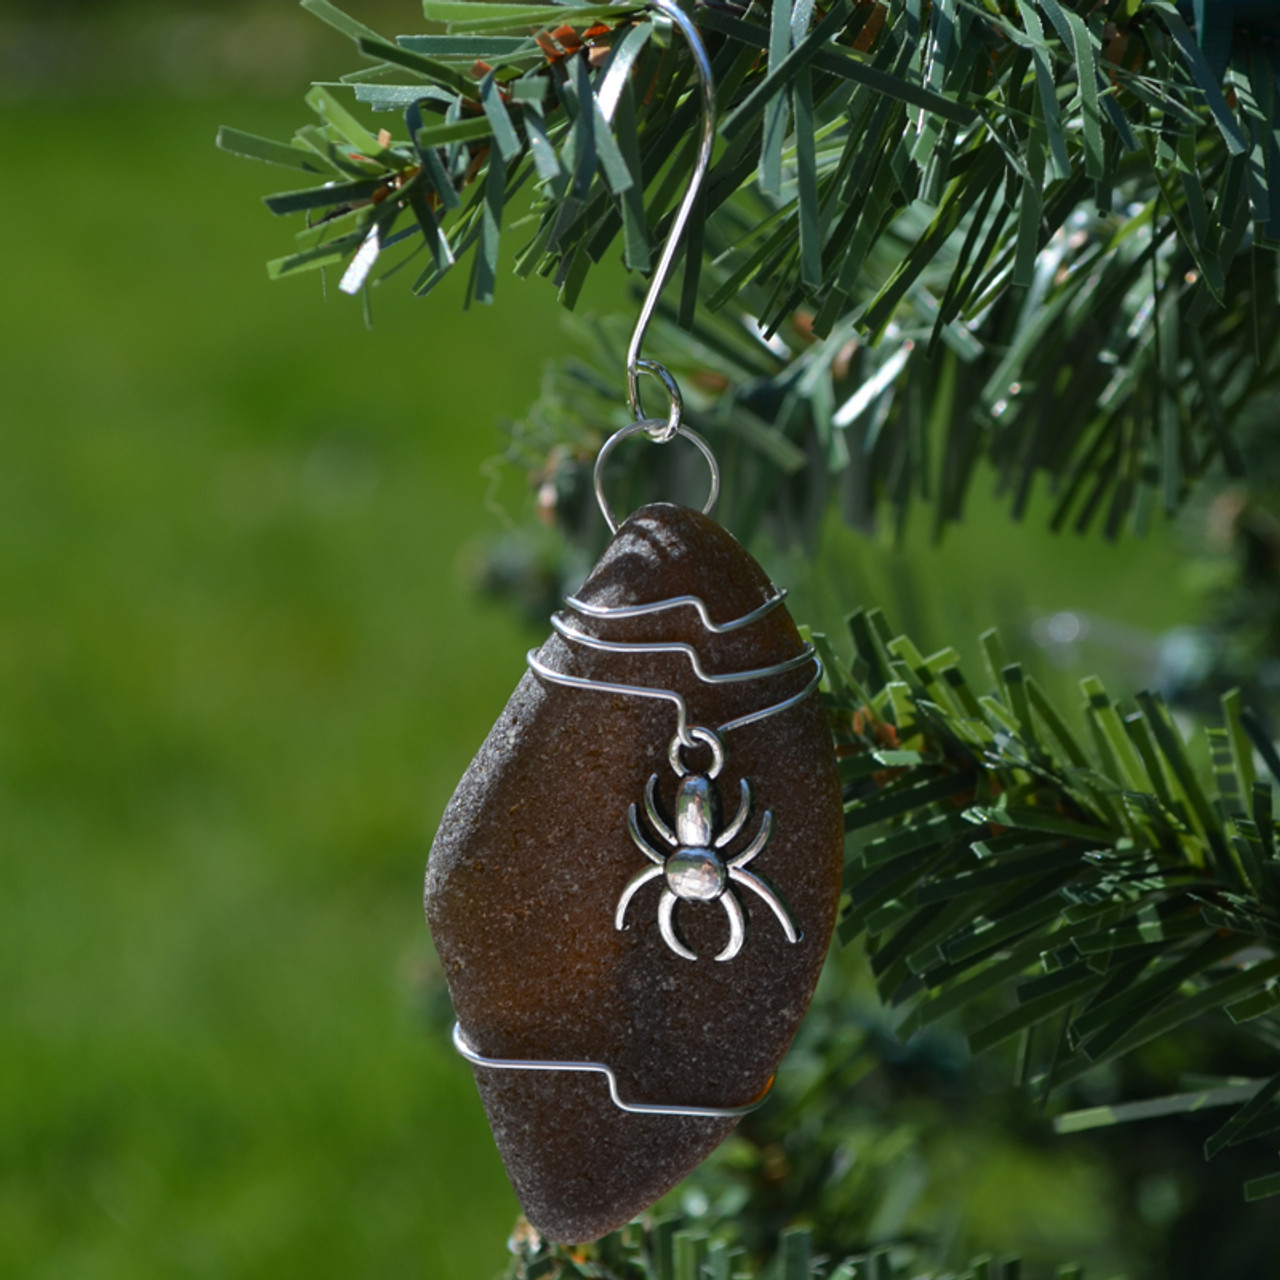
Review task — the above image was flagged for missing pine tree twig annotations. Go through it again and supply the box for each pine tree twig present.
[822,606,1280,1198]
[219,0,1280,539]
[504,1215,1085,1279]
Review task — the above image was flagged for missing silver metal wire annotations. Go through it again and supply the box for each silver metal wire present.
[624,0,716,439]
[528,593,822,749]
[452,1022,771,1117]
[563,587,787,633]
[594,418,720,534]
[475,592,819,1110]
[668,725,724,778]
[528,644,822,750]
[548,615,816,687]
[584,0,718,533]
[454,6,801,1118]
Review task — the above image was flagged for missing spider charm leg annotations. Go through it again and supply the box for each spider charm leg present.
[615,771,799,962]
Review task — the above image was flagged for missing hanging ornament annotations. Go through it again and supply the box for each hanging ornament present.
[424,0,844,1244]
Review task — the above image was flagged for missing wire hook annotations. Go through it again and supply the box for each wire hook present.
[622,0,716,442]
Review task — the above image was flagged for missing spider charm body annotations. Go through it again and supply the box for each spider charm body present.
[615,771,800,962]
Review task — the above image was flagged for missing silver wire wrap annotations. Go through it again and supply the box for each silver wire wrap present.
[452,1023,771,1118]
[549,616,815,691]
[468,592,820,1114]
[453,1,801,1118]
[529,594,823,750]
[564,587,786,633]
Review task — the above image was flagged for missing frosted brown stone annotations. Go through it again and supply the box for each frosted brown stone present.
[425,503,843,1243]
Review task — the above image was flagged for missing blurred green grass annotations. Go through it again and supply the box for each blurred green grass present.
[0,81,1201,1279]
[0,94,559,1279]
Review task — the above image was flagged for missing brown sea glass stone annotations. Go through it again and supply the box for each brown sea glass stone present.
[425,503,843,1243]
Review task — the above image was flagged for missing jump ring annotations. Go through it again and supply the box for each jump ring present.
[668,726,725,779]
[631,358,683,442]
[593,420,721,534]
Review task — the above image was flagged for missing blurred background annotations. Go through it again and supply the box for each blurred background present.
[1,2,1272,1278]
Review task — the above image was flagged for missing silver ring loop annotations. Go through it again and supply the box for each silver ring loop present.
[634,358,683,440]
[669,726,724,778]
[594,419,721,534]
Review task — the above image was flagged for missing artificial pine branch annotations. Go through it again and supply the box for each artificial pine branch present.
[504,1215,1086,1278]
[222,0,1280,539]
[217,0,1280,1251]
[819,609,1280,1198]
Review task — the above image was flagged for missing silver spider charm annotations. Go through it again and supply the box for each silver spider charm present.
[615,772,799,961]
